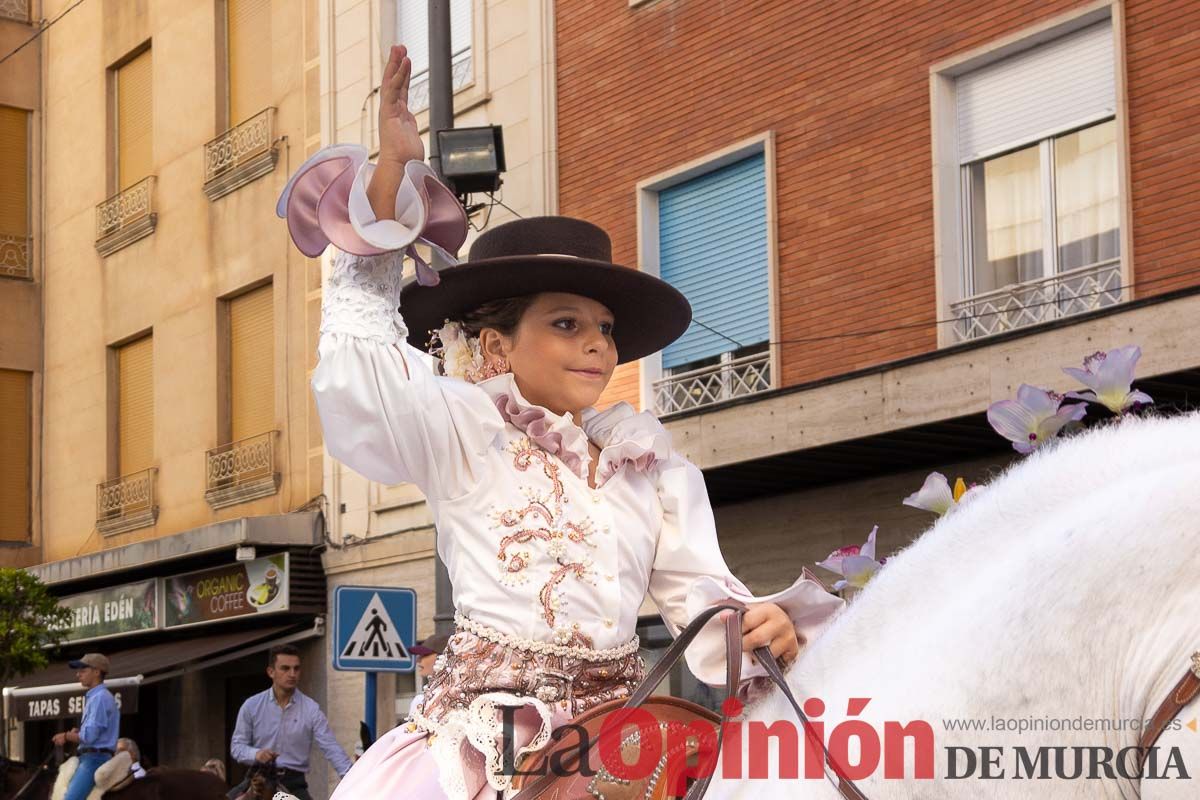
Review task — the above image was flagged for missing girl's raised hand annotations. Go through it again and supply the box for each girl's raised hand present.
[379,45,424,166]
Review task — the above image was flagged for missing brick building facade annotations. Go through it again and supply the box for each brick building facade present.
[556,0,1200,590]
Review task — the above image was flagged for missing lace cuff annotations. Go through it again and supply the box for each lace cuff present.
[319,249,409,345]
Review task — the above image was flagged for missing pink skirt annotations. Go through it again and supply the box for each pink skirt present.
[330,703,563,800]
[331,724,487,799]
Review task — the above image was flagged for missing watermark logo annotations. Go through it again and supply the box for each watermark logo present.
[499,698,1194,789]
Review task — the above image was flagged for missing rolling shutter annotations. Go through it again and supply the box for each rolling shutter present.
[117,49,153,190]
[659,154,769,370]
[230,284,274,442]
[396,0,473,74]
[957,21,1114,163]
[118,336,154,476]
[0,370,31,542]
[0,106,29,242]
[228,0,272,125]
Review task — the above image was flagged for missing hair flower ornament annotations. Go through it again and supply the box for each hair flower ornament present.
[430,320,488,383]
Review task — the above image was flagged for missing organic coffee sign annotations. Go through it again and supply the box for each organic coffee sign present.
[12,684,138,722]
[164,554,289,628]
[58,580,158,643]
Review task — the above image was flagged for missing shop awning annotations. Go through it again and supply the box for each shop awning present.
[2,619,322,721]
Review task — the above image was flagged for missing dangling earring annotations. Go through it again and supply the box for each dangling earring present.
[476,358,510,381]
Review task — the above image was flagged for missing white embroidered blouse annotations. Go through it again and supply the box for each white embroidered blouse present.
[311,247,844,688]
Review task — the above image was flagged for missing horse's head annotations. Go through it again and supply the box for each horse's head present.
[0,755,53,800]
[243,759,281,800]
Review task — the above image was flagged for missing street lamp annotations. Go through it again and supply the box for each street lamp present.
[435,125,506,204]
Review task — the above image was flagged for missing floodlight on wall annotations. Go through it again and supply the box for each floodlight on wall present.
[436,125,506,199]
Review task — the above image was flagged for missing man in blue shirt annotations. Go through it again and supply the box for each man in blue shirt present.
[52,653,119,800]
[228,644,351,800]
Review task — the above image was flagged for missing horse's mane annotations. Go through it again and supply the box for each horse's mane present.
[783,410,1200,723]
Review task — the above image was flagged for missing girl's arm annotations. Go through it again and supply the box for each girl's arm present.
[647,452,844,690]
[306,46,501,500]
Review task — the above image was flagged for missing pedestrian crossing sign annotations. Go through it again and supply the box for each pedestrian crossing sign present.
[332,586,418,672]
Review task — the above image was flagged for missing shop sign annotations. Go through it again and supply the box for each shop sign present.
[164,554,289,629]
[58,580,158,643]
[11,684,139,722]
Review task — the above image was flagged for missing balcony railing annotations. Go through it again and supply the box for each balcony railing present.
[95,176,157,256]
[96,468,159,535]
[203,107,279,201]
[654,351,772,415]
[0,234,31,279]
[0,0,29,23]
[408,48,474,113]
[950,259,1123,342]
[205,430,281,509]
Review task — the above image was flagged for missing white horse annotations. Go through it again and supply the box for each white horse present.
[712,410,1200,799]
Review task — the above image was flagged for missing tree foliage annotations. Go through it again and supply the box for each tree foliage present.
[0,568,70,690]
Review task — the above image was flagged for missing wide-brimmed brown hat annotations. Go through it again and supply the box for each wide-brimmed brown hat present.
[399,217,692,364]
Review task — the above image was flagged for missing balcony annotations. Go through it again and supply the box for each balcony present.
[96,468,159,536]
[0,234,31,279]
[205,431,281,510]
[408,48,474,113]
[95,177,157,256]
[0,0,29,23]
[654,350,772,415]
[950,259,1122,342]
[203,107,279,201]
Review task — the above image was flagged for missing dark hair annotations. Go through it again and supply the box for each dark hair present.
[455,295,538,340]
[268,644,300,669]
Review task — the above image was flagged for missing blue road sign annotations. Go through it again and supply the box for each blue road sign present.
[333,586,417,672]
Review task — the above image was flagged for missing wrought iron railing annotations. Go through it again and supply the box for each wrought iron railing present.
[0,234,31,278]
[0,0,29,23]
[408,48,474,113]
[95,176,156,253]
[203,107,278,197]
[207,431,277,489]
[96,468,158,534]
[951,259,1123,342]
[654,351,772,415]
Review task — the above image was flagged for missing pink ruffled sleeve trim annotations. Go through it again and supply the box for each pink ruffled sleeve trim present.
[275,144,467,285]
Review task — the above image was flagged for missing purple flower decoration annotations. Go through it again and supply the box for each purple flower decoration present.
[903,472,983,516]
[816,526,884,591]
[1062,345,1153,415]
[987,385,1087,454]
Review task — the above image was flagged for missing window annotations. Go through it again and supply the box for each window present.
[0,105,30,278]
[117,336,154,476]
[651,152,772,414]
[946,19,1122,341]
[226,0,271,126]
[395,0,473,112]
[0,369,31,542]
[965,120,1119,293]
[116,48,153,191]
[227,284,274,442]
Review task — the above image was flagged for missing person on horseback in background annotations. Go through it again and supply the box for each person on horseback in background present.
[50,653,118,800]
[227,645,351,800]
[116,738,147,780]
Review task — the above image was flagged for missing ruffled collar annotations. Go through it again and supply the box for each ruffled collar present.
[476,373,672,486]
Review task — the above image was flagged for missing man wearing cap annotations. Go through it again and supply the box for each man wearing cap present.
[51,653,119,800]
[407,633,448,714]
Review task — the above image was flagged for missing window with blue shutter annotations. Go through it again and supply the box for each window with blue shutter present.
[659,154,769,371]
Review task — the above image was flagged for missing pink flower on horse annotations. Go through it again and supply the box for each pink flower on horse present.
[816,526,884,591]
[1063,345,1153,415]
[987,384,1087,454]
